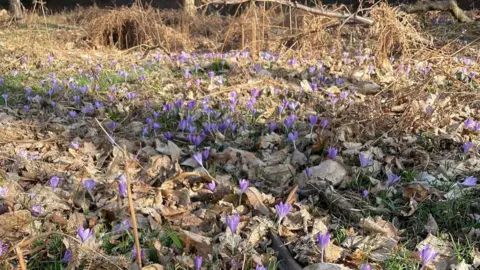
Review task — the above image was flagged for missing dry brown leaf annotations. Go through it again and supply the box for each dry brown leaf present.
[244,186,270,215]
[473,248,480,268]
[325,243,344,263]
[160,206,187,217]
[360,216,399,238]
[0,210,32,238]
[424,214,439,234]
[400,198,419,217]
[143,264,164,270]
[402,183,431,201]
[417,234,454,257]
[147,155,171,177]
[285,184,298,205]
[247,218,272,246]
[312,131,330,153]
[178,230,212,257]
[167,140,181,162]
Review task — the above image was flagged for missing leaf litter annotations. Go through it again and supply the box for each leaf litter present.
[0,4,480,270]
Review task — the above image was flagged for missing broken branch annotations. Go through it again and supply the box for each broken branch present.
[204,0,375,25]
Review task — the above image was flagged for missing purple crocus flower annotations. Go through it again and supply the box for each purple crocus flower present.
[118,175,127,198]
[191,135,204,146]
[207,180,216,192]
[50,176,60,190]
[463,142,473,153]
[286,131,298,142]
[340,90,349,100]
[459,176,477,187]
[321,118,329,129]
[71,141,79,150]
[61,249,72,263]
[132,247,144,259]
[187,100,197,111]
[256,265,267,270]
[126,92,137,100]
[178,120,188,131]
[115,219,131,233]
[194,255,203,270]
[251,89,260,99]
[226,213,240,234]
[239,179,249,193]
[288,101,300,111]
[84,179,96,191]
[0,241,8,256]
[202,149,210,160]
[275,202,291,223]
[362,190,369,198]
[69,110,77,118]
[359,153,373,167]
[327,147,338,159]
[174,99,184,109]
[283,114,297,129]
[386,171,401,186]
[163,103,173,112]
[77,227,93,243]
[208,71,215,79]
[309,115,318,127]
[269,122,277,133]
[31,205,42,217]
[360,264,373,270]
[163,132,174,141]
[0,186,8,197]
[1,94,8,106]
[193,152,203,167]
[317,231,330,262]
[464,119,476,130]
[419,245,438,269]
[305,167,312,178]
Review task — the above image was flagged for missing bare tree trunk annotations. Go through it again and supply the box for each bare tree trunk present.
[184,0,196,15]
[9,0,22,23]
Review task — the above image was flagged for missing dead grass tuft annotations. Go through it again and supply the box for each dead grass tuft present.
[370,4,426,69]
[82,6,192,51]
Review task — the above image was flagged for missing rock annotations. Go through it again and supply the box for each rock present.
[296,160,348,187]
[303,263,353,270]
[261,148,289,166]
[251,164,295,186]
[291,149,308,166]
[127,121,144,134]
[259,133,283,148]
[218,147,266,168]
[357,81,381,95]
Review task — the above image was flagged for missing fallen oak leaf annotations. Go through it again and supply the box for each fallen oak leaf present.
[244,186,270,215]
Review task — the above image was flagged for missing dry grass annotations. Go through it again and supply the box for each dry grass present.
[369,3,426,70]
[82,6,192,51]
[2,2,476,71]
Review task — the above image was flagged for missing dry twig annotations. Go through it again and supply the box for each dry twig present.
[203,0,374,25]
